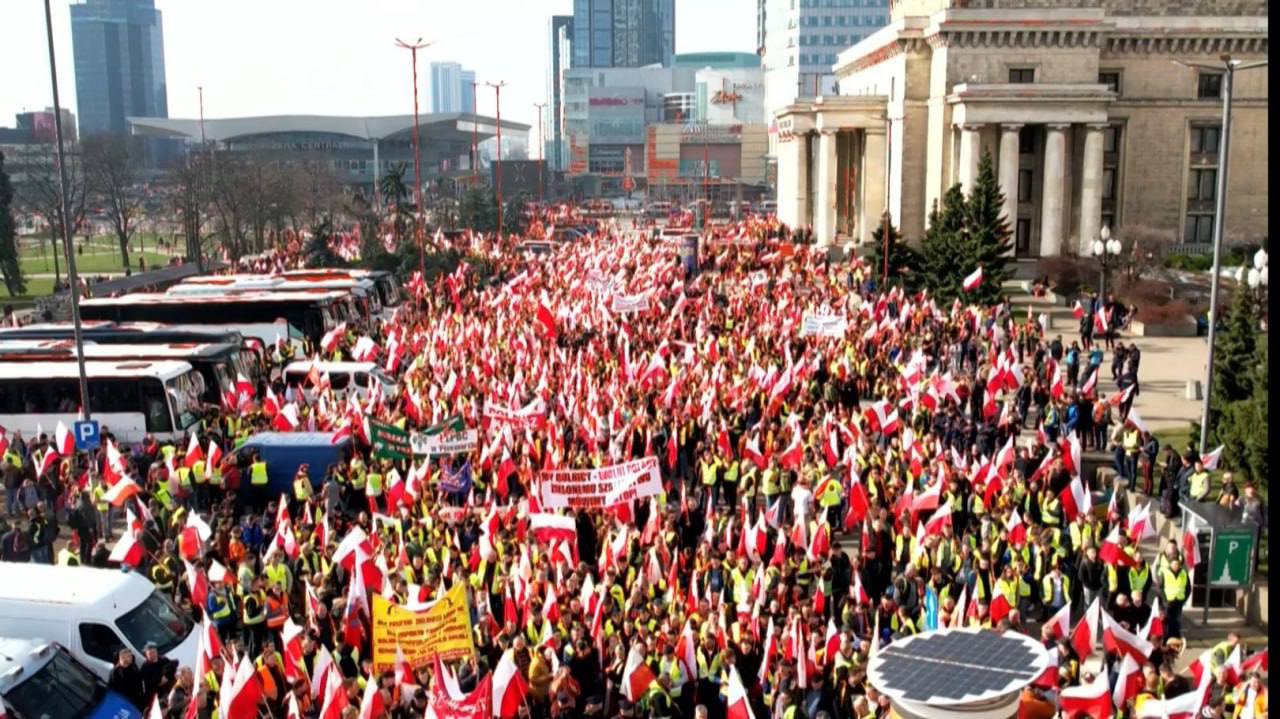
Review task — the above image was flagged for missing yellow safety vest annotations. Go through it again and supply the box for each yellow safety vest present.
[1161,568,1189,602]
[250,461,269,486]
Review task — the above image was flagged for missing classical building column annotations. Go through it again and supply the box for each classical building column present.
[814,130,838,246]
[1039,123,1069,256]
[998,124,1023,237]
[956,124,983,193]
[1078,123,1107,254]
[777,134,809,231]
[859,127,887,245]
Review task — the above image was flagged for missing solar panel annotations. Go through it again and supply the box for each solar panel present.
[868,627,1050,707]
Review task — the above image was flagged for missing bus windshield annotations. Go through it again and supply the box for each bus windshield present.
[116,591,193,656]
[4,649,105,719]
[166,371,206,429]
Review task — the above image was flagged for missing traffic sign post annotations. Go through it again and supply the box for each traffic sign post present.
[1182,499,1260,624]
[73,420,100,451]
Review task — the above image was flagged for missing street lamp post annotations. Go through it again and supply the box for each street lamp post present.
[486,81,508,238]
[395,37,431,276]
[42,0,90,420]
[532,102,546,205]
[1090,225,1122,301]
[1173,55,1268,455]
[471,80,480,187]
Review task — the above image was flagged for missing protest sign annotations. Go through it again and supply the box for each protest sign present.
[439,461,473,495]
[429,673,492,719]
[371,421,411,461]
[371,583,474,672]
[610,293,651,314]
[483,398,546,429]
[538,456,663,510]
[411,429,479,456]
[799,313,848,338]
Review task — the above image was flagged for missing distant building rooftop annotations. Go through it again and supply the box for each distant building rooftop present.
[673,52,761,69]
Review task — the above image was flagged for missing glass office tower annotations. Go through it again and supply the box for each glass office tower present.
[70,0,168,137]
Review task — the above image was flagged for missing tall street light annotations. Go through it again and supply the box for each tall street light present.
[486,81,508,238]
[532,102,546,205]
[1090,225,1121,301]
[43,0,90,419]
[395,37,431,276]
[1173,55,1268,455]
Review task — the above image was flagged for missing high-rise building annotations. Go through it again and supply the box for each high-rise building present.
[430,62,467,113]
[460,70,476,113]
[70,0,168,138]
[547,15,574,170]
[571,0,675,69]
[758,0,889,163]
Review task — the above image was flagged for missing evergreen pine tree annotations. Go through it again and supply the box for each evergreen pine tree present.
[1208,291,1258,445]
[963,151,1014,304]
[0,151,24,297]
[864,212,918,291]
[1216,343,1269,483]
[917,185,971,302]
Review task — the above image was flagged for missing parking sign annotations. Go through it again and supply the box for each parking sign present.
[74,420,101,450]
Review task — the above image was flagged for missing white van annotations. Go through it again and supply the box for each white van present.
[0,564,198,682]
[282,360,399,403]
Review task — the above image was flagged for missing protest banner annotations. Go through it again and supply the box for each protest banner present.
[538,456,663,510]
[371,583,474,672]
[429,673,492,719]
[482,398,547,429]
[439,461,473,495]
[370,421,411,461]
[411,429,479,456]
[610,293,651,314]
[800,313,848,338]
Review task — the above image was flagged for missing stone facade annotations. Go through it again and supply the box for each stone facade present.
[775,0,1268,256]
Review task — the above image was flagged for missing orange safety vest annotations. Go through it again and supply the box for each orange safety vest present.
[265,596,288,630]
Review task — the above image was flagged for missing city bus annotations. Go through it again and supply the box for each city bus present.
[78,290,347,348]
[172,274,383,320]
[0,359,204,443]
[0,339,256,406]
[0,322,266,376]
[0,637,143,719]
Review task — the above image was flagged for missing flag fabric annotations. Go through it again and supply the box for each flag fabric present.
[1059,669,1113,719]
[1201,444,1224,471]
[1072,598,1100,661]
[1044,602,1071,640]
[1101,608,1154,665]
[621,644,657,702]
[491,649,528,719]
[962,266,983,292]
[726,665,756,719]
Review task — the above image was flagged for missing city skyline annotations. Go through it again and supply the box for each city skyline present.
[1,0,757,139]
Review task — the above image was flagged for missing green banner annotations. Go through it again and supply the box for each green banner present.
[371,421,411,462]
[424,413,465,437]
[1211,530,1255,587]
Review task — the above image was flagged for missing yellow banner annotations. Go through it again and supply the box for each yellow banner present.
[371,583,475,672]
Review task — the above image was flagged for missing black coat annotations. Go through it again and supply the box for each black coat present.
[108,663,146,710]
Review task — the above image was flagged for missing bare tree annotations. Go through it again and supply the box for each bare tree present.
[13,143,89,288]
[171,150,213,271]
[82,134,144,271]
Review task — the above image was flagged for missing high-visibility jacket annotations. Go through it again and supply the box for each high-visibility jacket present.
[264,596,287,630]
[265,563,291,593]
[1162,567,1189,602]
[366,472,383,497]
[242,590,266,626]
[250,461,269,486]
[1041,573,1070,605]
[293,475,312,501]
[192,459,207,484]
[58,548,80,566]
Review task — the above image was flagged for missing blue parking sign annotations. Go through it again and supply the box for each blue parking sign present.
[74,420,100,450]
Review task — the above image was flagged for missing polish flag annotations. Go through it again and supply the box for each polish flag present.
[1044,602,1071,640]
[823,618,841,665]
[54,421,75,456]
[1099,527,1138,568]
[184,561,209,610]
[36,448,59,479]
[1059,669,1113,719]
[104,476,142,507]
[529,512,577,548]
[1240,647,1268,674]
[1141,596,1164,643]
[1081,367,1099,396]
[1071,598,1101,661]
[1073,300,1085,320]
[622,645,657,702]
[536,301,558,340]
[357,670,384,719]
[962,266,983,292]
[1060,476,1091,523]
[1128,502,1156,543]
[1049,362,1066,400]
[1101,608,1154,665]
[1201,445,1224,471]
[1125,408,1149,434]
[989,593,1012,625]
[317,664,348,719]
[205,439,223,480]
[1006,508,1026,547]
[1094,305,1111,334]
[777,432,803,471]
[1134,667,1212,718]
[743,435,768,470]
[1183,515,1202,571]
[844,476,870,530]
[922,503,952,537]
[221,656,264,719]
[235,373,255,402]
[1108,384,1136,408]
[726,665,756,719]
[109,531,144,568]
[1033,648,1060,689]
[757,620,777,685]
[1112,653,1144,711]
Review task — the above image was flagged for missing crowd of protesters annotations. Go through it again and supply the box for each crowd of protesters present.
[0,208,1267,719]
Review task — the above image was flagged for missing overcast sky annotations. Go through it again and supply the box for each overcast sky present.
[2,0,757,142]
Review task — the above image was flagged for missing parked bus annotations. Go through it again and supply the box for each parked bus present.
[278,269,403,312]
[0,322,266,376]
[0,340,256,406]
[78,290,347,348]
[0,637,144,719]
[0,360,204,443]
[172,274,383,320]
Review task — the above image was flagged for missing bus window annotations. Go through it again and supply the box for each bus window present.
[5,647,105,719]
[145,384,174,433]
[165,371,205,430]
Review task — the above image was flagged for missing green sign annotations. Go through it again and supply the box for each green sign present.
[370,421,411,462]
[1210,530,1255,587]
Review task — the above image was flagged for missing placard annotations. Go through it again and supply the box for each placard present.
[371,583,475,672]
[538,456,663,510]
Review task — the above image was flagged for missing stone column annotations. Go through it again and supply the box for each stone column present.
[1039,123,1069,257]
[998,123,1023,235]
[859,127,887,245]
[956,123,983,193]
[1078,123,1107,255]
[815,130,838,246]
[777,134,809,231]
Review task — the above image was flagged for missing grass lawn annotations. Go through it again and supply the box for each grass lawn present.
[0,277,56,306]
[17,235,179,277]
[1156,422,1268,577]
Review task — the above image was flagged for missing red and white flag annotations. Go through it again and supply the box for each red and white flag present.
[491,649,528,719]
[54,421,75,456]
[1101,608,1154,665]
[1113,653,1144,711]
[1201,445,1224,471]
[109,530,144,567]
[1044,602,1071,641]
[1059,669,1113,719]
[1071,598,1101,661]
[962,266,983,292]
[726,665,756,719]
